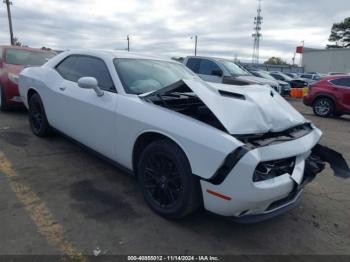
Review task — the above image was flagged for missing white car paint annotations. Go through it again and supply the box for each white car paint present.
[19,49,324,221]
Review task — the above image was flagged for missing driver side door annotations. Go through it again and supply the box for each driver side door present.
[49,55,118,160]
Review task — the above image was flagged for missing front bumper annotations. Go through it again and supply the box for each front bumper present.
[230,189,303,223]
[200,127,322,219]
[303,94,312,106]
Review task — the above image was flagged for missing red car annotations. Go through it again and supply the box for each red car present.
[0,45,55,111]
[303,75,350,117]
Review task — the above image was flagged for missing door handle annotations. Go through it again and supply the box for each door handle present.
[59,87,66,91]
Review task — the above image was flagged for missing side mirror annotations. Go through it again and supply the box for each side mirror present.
[78,77,104,97]
[211,69,223,77]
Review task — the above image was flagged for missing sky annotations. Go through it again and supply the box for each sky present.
[1,0,350,63]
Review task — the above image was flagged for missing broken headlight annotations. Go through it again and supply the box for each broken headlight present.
[253,157,296,182]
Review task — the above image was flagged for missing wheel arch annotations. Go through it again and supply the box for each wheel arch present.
[132,131,192,177]
[27,88,40,104]
[312,93,337,106]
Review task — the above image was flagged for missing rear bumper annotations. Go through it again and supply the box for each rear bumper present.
[281,89,291,97]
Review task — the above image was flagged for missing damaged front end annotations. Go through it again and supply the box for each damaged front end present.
[140,79,350,182]
[304,144,350,182]
[140,78,350,222]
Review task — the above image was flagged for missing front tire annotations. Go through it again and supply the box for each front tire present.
[0,84,8,112]
[28,93,52,137]
[137,140,201,219]
[313,97,334,117]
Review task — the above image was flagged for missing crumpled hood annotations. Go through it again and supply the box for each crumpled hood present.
[183,79,306,135]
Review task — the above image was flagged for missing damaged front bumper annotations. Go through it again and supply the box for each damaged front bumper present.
[200,128,350,223]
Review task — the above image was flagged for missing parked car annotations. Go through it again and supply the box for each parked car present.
[285,73,298,79]
[298,73,321,82]
[19,50,349,222]
[328,72,349,76]
[183,56,281,93]
[250,70,291,96]
[0,45,56,111]
[303,75,350,117]
[268,71,309,88]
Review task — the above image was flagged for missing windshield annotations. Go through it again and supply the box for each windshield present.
[114,58,197,94]
[5,49,56,66]
[255,71,276,80]
[277,72,293,81]
[219,60,250,76]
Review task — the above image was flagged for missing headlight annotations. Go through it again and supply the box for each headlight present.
[8,73,19,85]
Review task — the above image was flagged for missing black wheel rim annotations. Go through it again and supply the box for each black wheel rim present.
[30,101,44,131]
[143,153,183,209]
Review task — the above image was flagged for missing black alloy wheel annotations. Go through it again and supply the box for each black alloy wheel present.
[28,93,51,137]
[143,152,183,209]
[138,140,201,219]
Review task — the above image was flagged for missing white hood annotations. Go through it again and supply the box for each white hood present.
[182,79,306,135]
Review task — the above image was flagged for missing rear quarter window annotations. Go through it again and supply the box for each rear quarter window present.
[330,77,350,87]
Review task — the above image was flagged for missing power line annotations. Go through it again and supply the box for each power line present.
[3,0,14,45]
[252,0,263,64]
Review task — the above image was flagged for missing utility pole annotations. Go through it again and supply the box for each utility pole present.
[3,0,14,45]
[252,0,263,64]
[191,35,197,56]
[292,52,296,65]
[299,40,304,66]
[126,35,130,52]
[194,35,197,56]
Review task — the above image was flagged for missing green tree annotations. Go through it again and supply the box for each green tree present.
[264,57,287,65]
[327,17,350,48]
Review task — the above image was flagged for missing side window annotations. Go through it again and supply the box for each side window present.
[74,56,115,91]
[330,77,350,87]
[56,56,80,82]
[56,55,115,92]
[0,48,3,60]
[186,58,200,73]
[198,59,222,76]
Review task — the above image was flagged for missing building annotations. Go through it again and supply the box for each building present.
[302,47,350,74]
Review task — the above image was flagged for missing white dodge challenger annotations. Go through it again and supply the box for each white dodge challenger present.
[19,50,349,222]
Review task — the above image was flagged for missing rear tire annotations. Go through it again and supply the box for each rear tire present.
[313,97,334,117]
[28,93,52,137]
[0,84,8,112]
[137,140,201,219]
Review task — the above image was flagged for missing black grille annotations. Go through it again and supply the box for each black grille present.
[234,123,313,147]
[253,157,296,182]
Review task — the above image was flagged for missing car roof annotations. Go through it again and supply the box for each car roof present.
[185,55,234,62]
[320,75,350,81]
[0,45,52,53]
[64,49,173,62]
